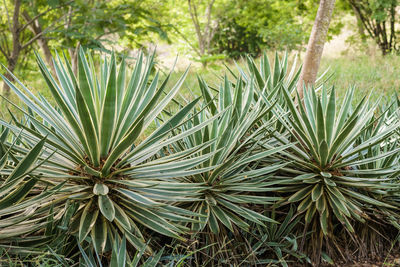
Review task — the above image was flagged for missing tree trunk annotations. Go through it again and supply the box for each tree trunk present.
[2,0,22,96]
[351,4,366,42]
[297,0,336,100]
[187,0,216,68]
[69,45,79,75]
[37,36,55,74]
[22,11,56,76]
[2,58,18,96]
[389,3,395,52]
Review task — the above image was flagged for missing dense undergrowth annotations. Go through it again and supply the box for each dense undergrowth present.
[0,49,399,266]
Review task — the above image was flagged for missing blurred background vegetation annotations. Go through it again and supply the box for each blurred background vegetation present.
[0,0,399,104]
[1,1,400,265]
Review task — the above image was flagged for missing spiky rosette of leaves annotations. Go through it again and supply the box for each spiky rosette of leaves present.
[0,131,57,241]
[227,52,329,97]
[270,86,400,235]
[167,74,292,234]
[0,49,218,254]
[362,94,400,218]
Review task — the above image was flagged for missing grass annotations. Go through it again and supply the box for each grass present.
[1,51,399,120]
[321,53,400,102]
[166,51,399,105]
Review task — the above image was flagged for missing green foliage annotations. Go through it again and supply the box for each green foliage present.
[52,0,169,52]
[209,0,346,58]
[348,0,399,54]
[175,74,285,234]
[270,84,399,234]
[0,50,399,266]
[0,0,169,84]
[0,48,215,259]
[211,16,264,58]
[188,0,311,59]
[77,236,163,267]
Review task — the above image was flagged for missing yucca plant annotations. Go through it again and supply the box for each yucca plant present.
[168,74,291,236]
[227,52,329,98]
[361,94,400,219]
[270,86,400,237]
[0,48,219,257]
[225,53,329,140]
[0,134,46,231]
[0,131,57,240]
[238,53,301,94]
[0,128,75,263]
[77,236,163,267]
[248,206,308,267]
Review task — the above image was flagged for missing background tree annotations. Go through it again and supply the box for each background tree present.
[211,0,307,59]
[0,0,169,94]
[297,0,336,99]
[53,0,170,73]
[348,0,398,55]
[187,0,218,66]
[158,0,343,64]
[0,0,68,93]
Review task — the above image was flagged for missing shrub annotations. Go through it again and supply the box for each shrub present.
[0,50,399,266]
[0,48,217,259]
[268,85,400,261]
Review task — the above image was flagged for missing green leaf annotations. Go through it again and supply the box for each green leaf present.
[320,172,332,178]
[91,215,107,253]
[116,189,159,206]
[319,140,329,167]
[198,76,217,115]
[78,47,98,128]
[208,210,220,234]
[113,202,131,231]
[305,203,316,224]
[144,248,164,267]
[316,195,326,213]
[298,196,313,213]
[79,200,99,242]
[328,192,350,217]
[342,188,395,208]
[33,52,92,159]
[100,53,117,157]
[311,183,323,202]
[5,137,46,183]
[211,206,233,232]
[102,117,144,176]
[0,178,37,209]
[321,252,334,265]
[93,183,109,195]
[325,87,336,145]
[99,195,115,222]
[75,81,100,166]
[320,209,329,235]
[124,206,183,240]
[316,99,325,144]
[288,186,312,202]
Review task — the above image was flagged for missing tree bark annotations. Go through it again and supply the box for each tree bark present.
[2,0,22,95]
[187,0,217,67]
[389,3,395,51]
[188,0,205,56]
[297,0,336,100]
[351,4,366,42]
[1,1,70,94]
[68,44,79,75]
[3,58,18,96]
[204,0,216,52]
[21,11,56,76]
[348,0,397,56]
